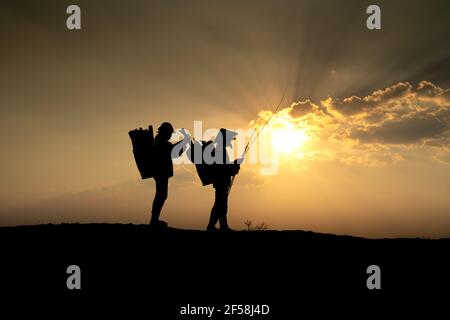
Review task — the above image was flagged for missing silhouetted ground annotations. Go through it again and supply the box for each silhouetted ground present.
[1,223,449,316]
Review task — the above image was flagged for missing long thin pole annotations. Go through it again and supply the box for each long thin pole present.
[228,87,288,195]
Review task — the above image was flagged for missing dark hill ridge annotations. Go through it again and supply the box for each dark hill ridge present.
[1,223,449,315]
[3,222,448,239]
[1,222,368,240]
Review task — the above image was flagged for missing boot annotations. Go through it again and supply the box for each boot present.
[219,226,235,233]
[206,224,219,233]
[219,215,235,233]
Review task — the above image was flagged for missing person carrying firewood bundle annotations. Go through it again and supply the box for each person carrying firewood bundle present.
[150,122,190,228]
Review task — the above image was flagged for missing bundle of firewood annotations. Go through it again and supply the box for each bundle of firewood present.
[128,125,155,179]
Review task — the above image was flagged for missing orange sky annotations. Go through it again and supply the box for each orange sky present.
[0,0,449,237]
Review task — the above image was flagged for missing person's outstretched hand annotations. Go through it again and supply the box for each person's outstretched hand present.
[179,128,191,141]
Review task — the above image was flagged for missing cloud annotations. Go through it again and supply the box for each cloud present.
[343,81,450,146]
[289,100,319,117]
[369,82,413,103]
[331,82,413,116]
[433,149,450,165]
[251,81,450,166]
[417,81,445,97]
[353,117,446,144]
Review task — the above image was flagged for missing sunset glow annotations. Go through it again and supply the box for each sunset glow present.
[1,0,449,238]
[271,126,309,154]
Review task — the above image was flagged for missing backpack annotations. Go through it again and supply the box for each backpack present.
[186,140,216,186]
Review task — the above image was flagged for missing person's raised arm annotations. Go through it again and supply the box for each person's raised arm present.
[171,128,192,158]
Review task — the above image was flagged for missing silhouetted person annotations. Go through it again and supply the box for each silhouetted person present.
[151,122,190,228]
[207,128,241,233]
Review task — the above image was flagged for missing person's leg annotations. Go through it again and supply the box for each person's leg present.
[207,188,221,231]
[151,176,168,224]
[217,187,230,230]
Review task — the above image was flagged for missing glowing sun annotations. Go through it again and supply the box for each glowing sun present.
[271,127,308,154]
